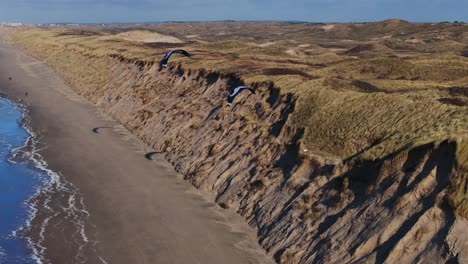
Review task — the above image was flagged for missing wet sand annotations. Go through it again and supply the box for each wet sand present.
[0,43,273,263]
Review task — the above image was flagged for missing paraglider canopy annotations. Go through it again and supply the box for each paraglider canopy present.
[227,86,255,107]
[160,49,191,69]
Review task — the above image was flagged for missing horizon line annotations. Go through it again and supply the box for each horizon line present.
[2,18,467,25]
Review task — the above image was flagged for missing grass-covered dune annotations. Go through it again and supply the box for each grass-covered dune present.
[6,21,468,263]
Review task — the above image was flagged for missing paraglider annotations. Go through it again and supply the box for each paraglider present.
[227,86,255,107]
[160,49,191,69]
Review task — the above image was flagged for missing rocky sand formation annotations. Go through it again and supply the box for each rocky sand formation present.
[12,34,468,263]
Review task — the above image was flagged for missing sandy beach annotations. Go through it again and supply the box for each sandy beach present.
[0,43,273,263]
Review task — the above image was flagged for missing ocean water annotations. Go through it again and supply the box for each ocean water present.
[0,98,48,263]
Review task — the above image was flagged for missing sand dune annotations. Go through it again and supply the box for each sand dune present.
[115,30,183,43]
[5,21,468,264]
[0,43,272,264]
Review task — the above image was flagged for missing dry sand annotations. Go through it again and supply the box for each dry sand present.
[0,43,273,264]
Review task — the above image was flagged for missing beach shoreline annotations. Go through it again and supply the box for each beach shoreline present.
[0,43,273,263]
[0,97,50,264]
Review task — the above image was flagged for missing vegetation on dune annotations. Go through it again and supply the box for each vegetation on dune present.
[8,22,468,218]
[448,138,468,219]
[317,57,468,82]
[292,83,466,159]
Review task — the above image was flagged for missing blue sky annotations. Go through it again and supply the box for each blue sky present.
[0,0,466,24]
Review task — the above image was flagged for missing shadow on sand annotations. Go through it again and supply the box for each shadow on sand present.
[92,127,113,134]
[145,151,162,160]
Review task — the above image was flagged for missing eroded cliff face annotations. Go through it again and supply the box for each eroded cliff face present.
[20,49,468,263]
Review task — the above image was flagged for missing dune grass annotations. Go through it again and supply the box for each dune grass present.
[448,138,468,218]
[10,26,467,159]
[7,24,468,217]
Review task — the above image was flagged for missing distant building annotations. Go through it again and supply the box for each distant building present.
[0,22,24,27]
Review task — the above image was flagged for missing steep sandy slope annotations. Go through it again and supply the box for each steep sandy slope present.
[12,37,468,263]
